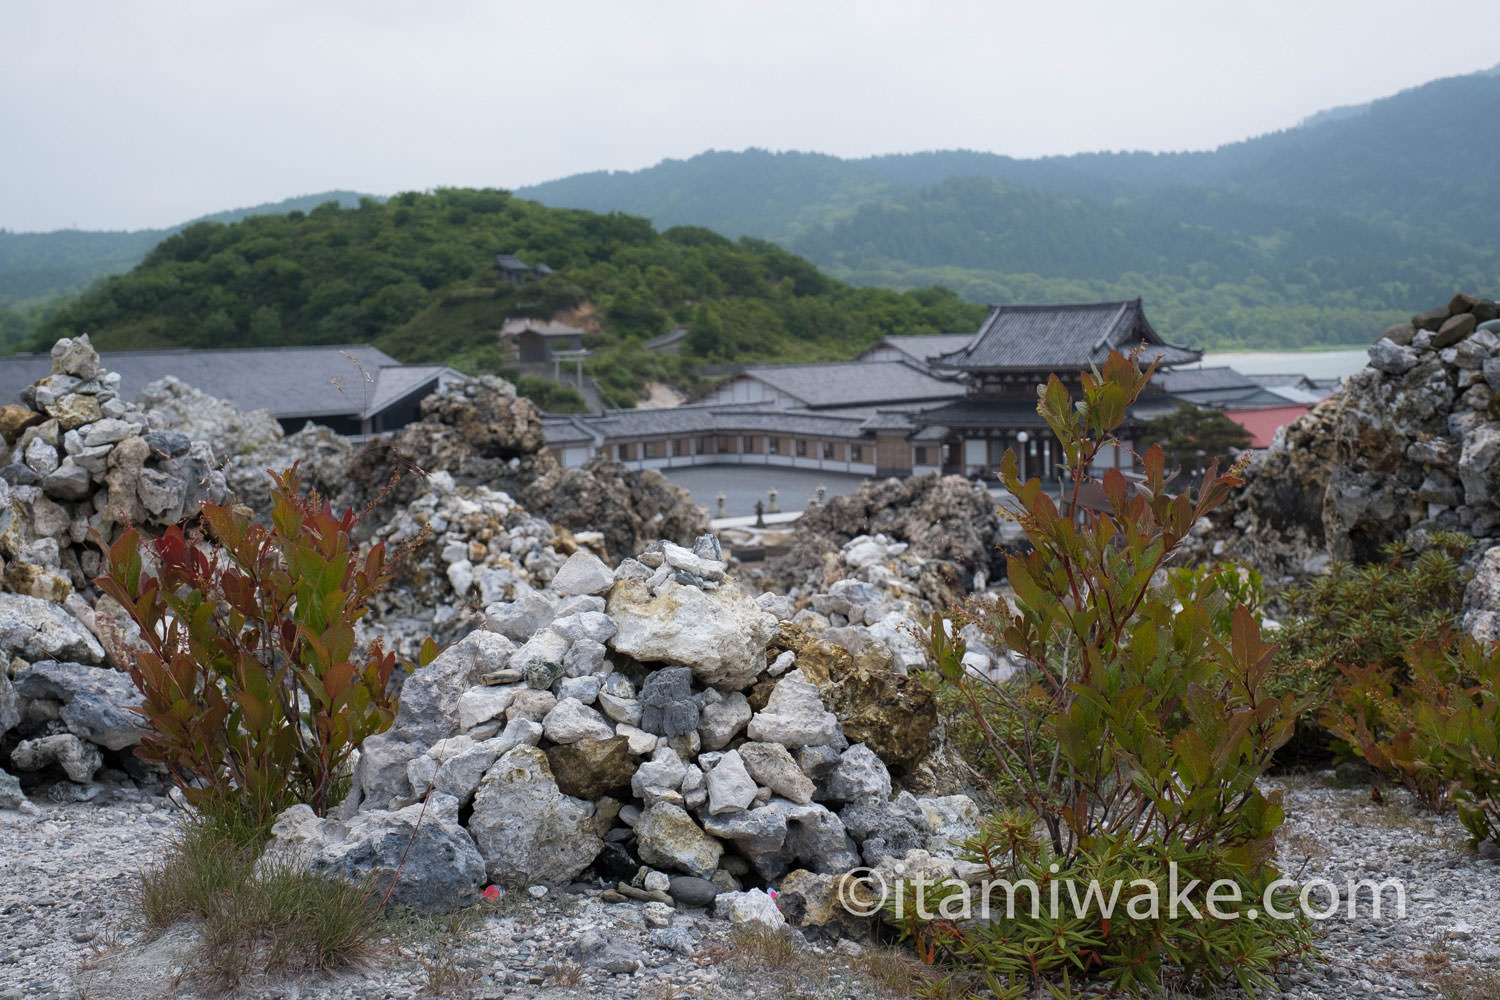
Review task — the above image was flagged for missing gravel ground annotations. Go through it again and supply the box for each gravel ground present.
[0,773,1497,1000]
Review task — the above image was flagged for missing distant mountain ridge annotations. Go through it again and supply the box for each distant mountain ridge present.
[512,65,1500,348]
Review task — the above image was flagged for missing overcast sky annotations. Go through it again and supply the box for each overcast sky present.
[2,0,1494,232]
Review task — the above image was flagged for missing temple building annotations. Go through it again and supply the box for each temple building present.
[537,298,1332,479]
[913,299,1200,478]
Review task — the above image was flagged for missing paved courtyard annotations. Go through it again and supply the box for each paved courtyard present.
[656,464,877,519]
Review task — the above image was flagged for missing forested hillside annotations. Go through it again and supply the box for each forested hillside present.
[519,66,1500,348]
[30,189,983,407]
[0,191,371,350]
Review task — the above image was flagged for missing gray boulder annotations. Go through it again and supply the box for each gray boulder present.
[10,732,102,783]
[1367,337,1420,375]
[12,660,144,750]
[468,745,602,885]
[391,630,511,742]
[0,769,25,810]
[840,793,928,865]
[825,743,893,803]
[483,590,557,642]
[705,749,757,815]
[262,794,486,911]
[639,666,699,737]
[635,801,723,877]
[697,689,752,750]
[0,595,104,665]
[0,669,18,742]
[1464,545,1500,642]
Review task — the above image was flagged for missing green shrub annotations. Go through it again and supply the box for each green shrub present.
[513,373,588,413]
[1273,533,1473,707]
[1324,637,1500,843]
[916,352,1312,995]
[96,465,432,830]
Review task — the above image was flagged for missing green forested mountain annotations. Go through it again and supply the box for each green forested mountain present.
[0,191,372,350]
[518,66,1500,348]
[29,189,982,407]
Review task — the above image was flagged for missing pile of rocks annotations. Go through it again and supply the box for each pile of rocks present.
[773,532,1010,682]
[360,470,578,655]
[768,473,1008,606]
[346,377,706,562]
[266,535,978,926]
[0,591,147,807]
[0,337,232,603]
[1205,293,1500,581]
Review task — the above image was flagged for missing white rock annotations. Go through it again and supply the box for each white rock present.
[550,550,616,597]
[697,689,752,750]
[706,749,758,815]
[457,684,524,731]
[557,674,603,705]
[632,745,687,805]
[447,559,475,597]
[745,669,844,749]
[542,697,615,744]
[616,723,658,756]
[714,889,786,930]
[606,580,776,690]
[598,672,643,726]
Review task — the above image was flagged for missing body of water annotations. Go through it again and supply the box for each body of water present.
[1197,348,1368,381]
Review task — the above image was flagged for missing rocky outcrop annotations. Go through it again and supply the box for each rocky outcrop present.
[135,375,282,464]
[1205,294,1500,580]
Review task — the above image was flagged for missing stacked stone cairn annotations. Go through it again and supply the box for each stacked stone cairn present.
[0,335,232,604]
[265,535,981,933]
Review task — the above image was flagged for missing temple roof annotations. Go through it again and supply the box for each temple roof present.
[930,299,1200,373]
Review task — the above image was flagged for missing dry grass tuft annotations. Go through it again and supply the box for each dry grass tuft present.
[545,959,585,986]
[137,814,382,989]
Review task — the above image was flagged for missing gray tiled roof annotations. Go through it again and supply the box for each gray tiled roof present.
[734,361,963,409]
[910,399,1054,429]
[546,399,883,446]
[1152,366,1257,393]
[364,365,453,415]
[931,300,1200,372]
[913,394,1177,429]
[541,416,600,445]
[1168,386,1292,409]
[493,254,531,272]
[861,333,977,366]
[0,345,411,419]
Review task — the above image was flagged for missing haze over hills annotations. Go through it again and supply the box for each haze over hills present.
[518,65,1500,348]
